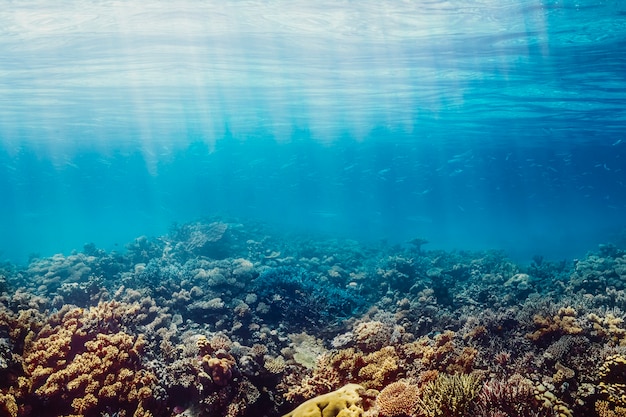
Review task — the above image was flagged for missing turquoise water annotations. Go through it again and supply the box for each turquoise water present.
[1,1,625,263]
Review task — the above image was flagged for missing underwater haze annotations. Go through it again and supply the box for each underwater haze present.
[1,0,625,263]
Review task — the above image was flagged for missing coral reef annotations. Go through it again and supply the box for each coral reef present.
[3,218,626,416]
[21,302,158,417]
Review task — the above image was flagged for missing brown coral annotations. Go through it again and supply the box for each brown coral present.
[599,354,626,407]
[357,346,401,389]
[597,400,626,417]
[377,380,420,417]
[415,373,482,417]
[473,374,551,417]
[401,330,477,375]
[21,302,158,417]
[589,313,626,345]
[201,350,237,386]
[527,306,583,342]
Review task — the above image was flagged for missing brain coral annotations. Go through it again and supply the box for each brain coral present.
[282,383,371,417]
[376,380,420,417]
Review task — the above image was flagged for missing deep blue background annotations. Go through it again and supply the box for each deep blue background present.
[1,1,625,264]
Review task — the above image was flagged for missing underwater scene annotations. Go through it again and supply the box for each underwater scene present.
[1,1,626,416]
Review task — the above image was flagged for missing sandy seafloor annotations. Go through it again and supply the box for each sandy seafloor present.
[2,218,626,417]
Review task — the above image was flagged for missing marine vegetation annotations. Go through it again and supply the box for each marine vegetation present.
[2,218,626,416]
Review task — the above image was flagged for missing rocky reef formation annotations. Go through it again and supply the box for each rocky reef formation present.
[2,219,626,416]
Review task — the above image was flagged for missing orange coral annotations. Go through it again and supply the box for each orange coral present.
[358,346,401,389]
[20,302,157,417]
[527,307,583,342]
[201,351,237,386]
[377,380,420,417]
[402,330,477,374]
[280,345,403,404]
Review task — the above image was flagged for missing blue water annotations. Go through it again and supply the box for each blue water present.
[1,1,625,264]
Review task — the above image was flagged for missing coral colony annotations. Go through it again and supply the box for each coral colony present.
[2,219,626,416]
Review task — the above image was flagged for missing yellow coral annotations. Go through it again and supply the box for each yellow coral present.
[553,362,575,385]
[599,354,626,407]
[358,346,399,389]
[533,383,573,417]
[589,313,626,345]
[0,393,18,417]
[416,373,482,417]
[597,399,626,417]
[282,384,368,417]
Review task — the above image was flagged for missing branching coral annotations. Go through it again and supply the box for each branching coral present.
[21,302,158,417]
[527,307,583,342]
[589,313,626,345]
[415,373,482,417]
[280,345,402,404]
[253,266,363,330]
[472,374,552,417]
[401,330,477,375]
[599,354,626,407]
[0,392,18,417]
[597,400,626,417]
[357,346,401,389]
